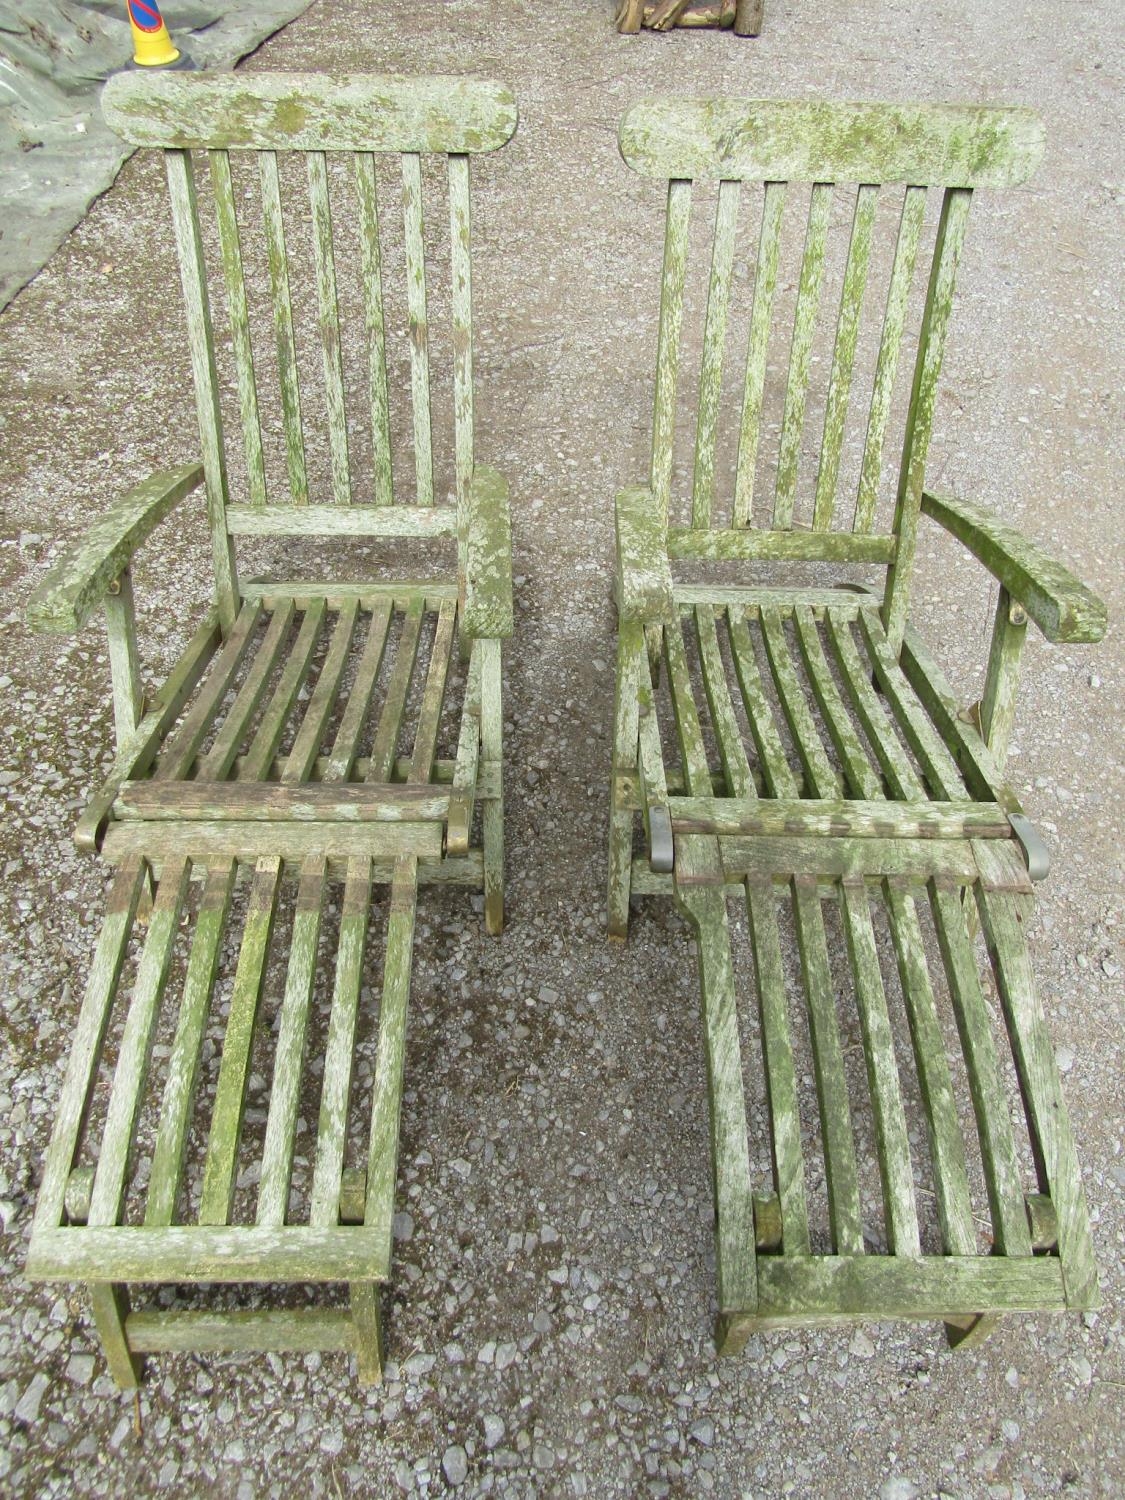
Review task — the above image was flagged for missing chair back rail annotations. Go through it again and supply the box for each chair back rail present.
[618,99,1043,647]
[102,73,517,625]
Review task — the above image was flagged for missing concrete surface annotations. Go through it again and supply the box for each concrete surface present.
[0,1,1121,1496]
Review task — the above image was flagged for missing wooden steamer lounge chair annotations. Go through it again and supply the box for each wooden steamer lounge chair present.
[25,72,516,1386]
[608,100,1105,1352]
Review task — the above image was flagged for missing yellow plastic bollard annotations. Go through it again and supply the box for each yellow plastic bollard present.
[126,0,185,67]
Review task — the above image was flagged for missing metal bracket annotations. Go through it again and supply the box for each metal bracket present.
[1009,812,1050,883]
[648,805,674,875]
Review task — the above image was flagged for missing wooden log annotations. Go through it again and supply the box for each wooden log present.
[734,0,763,34]
[648,0,693,31]
[617,0,645,33]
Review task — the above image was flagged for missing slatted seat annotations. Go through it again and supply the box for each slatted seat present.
[610,99,1106,1352]
[25,72,516,1387]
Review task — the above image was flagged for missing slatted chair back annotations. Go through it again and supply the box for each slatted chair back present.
[102,72,517,629]
[618,101,1044,645]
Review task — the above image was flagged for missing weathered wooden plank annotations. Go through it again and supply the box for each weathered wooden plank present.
[745,878,809,1253]
[839,880,920,1255]
[127,1308,357,1353]
[117,781,451,823]
[792,606,883,798]
[402,153,434,508]
[259,150,308,507]
[104,820,443,867]
[145,860,237,1227]
[636,669,672,873]
[668,528,897,564]
[929,883,1032,1257]
[479,637,504,934]
[759,606,842,798]
[733,180,785,527]
[447,647,481,857]
[241,580,457,608]
[237,601,325,783]
[258,856,328,1228]
[369,599,425,782]
[726,609,799,797]
[308,151,352,507]
[32,862,147,1232]
[615,487,674,626]
[719,836,980,885]
[461,466,514,639]
[448,153,474,503]
[676,840,758,1320]
[692,178,740,527]
[28,465,204,635]
[976,889,1099,1307]
[195,601,296,781]
[104,568,144,745]
[210,150,267,508]
[103,73,518,155]
[90,1284,140,1388]
[164,149,239,628]
[978,587,1027,770]
[618,100,1044,186]
[774,184,832,529]
[824,611,926,800]
[284,600,359,782]
[813,184,876,530]
[409,598,456,782]
[694,607,753,796]
[323,601,393,783]
[364,856,418,1273]
[882,188,972,650]
[791,877,864,1254]
[663,616,714,796]
[855,186,926,532]
[88,857,192,1229]
[884,882,977,1255]
[671,797,1009,839]
[651,179,692,521]
[609,621,644,937]
[675,585,868,610]
[354,153,394,507]
[309,859,373,1228]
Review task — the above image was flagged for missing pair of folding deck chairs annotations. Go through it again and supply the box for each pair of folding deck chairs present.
[25,72,1105,1388]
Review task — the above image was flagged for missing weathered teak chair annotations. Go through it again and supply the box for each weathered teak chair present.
[24,72,516,1386]
[609,100,1105,1352]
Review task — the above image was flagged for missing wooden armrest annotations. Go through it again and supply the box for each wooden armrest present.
[460,464,513,639]
[921,490,1106,644]
[615,487,674,625]
[27,464,204,634]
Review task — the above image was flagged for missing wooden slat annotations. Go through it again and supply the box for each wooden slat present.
[369,599,425,782]
[671,797,1010,840]
[308,151,352,506]
[759,606,842,798]
[195,601,296,781]
[210,150,267,507]
[692,178,740,527]
[882,188,973,649]
[242,580,456,608]
[448,646,481,856]
[929,883,1033,1257]
[791,878,864,1254]
[118,781,450,823]
[285,600,359,782]
[694,606,753,796]
[198,857,281,1225]
[745,879,809,1253]
[726,608,799,797]
[355,154,394,507]
[855,186,926,532]
[884,882,977,1254]
[32,861,147,1232]
[164,150,238,627]
[733,181,784,527]
[323,601,393,782]
[812,184,877,530]
[448,153,474,504]
[88,857,192,1229]
[609,621,644,937]
[409,598,456,782]
[145,861,237,1226]
[824,611,926,800]
[663,615,713,796]
[792,606,883,798]
[127,1308,357,1353]
[309,859,373,1228]
[976,888,1099,1306]
[478,637,504,934]
[839,880,920,1255]
[364,856,419,1272]
[238,601,325,783]
[402,153,434,508]
[651,179,692,520]
[774,184,832,529]
[103,819,443,868]
[668,528,897,563]
[104,568,143,743]
[259,150,308,507]
[719,836,981,885]
[258,856,328,1227]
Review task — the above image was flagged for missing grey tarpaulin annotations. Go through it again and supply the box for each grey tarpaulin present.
[0,1,313,309]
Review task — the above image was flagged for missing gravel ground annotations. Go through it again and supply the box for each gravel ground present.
[1,2,1122,1496]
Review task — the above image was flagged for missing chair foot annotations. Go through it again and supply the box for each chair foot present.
[351,1283,385,1385]
[91,1284,142,1389]
[944,1312,1002,1350]
[715,1311,754,1356]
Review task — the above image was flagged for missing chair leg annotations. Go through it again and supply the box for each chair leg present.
[945,1312,1003,1350]
[90,1283,142,1389]
[608,623,643,940]
[351,1282,385,1385]
[479,639,504,935]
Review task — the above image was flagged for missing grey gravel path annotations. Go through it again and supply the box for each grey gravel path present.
[0,2,1122,1496]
